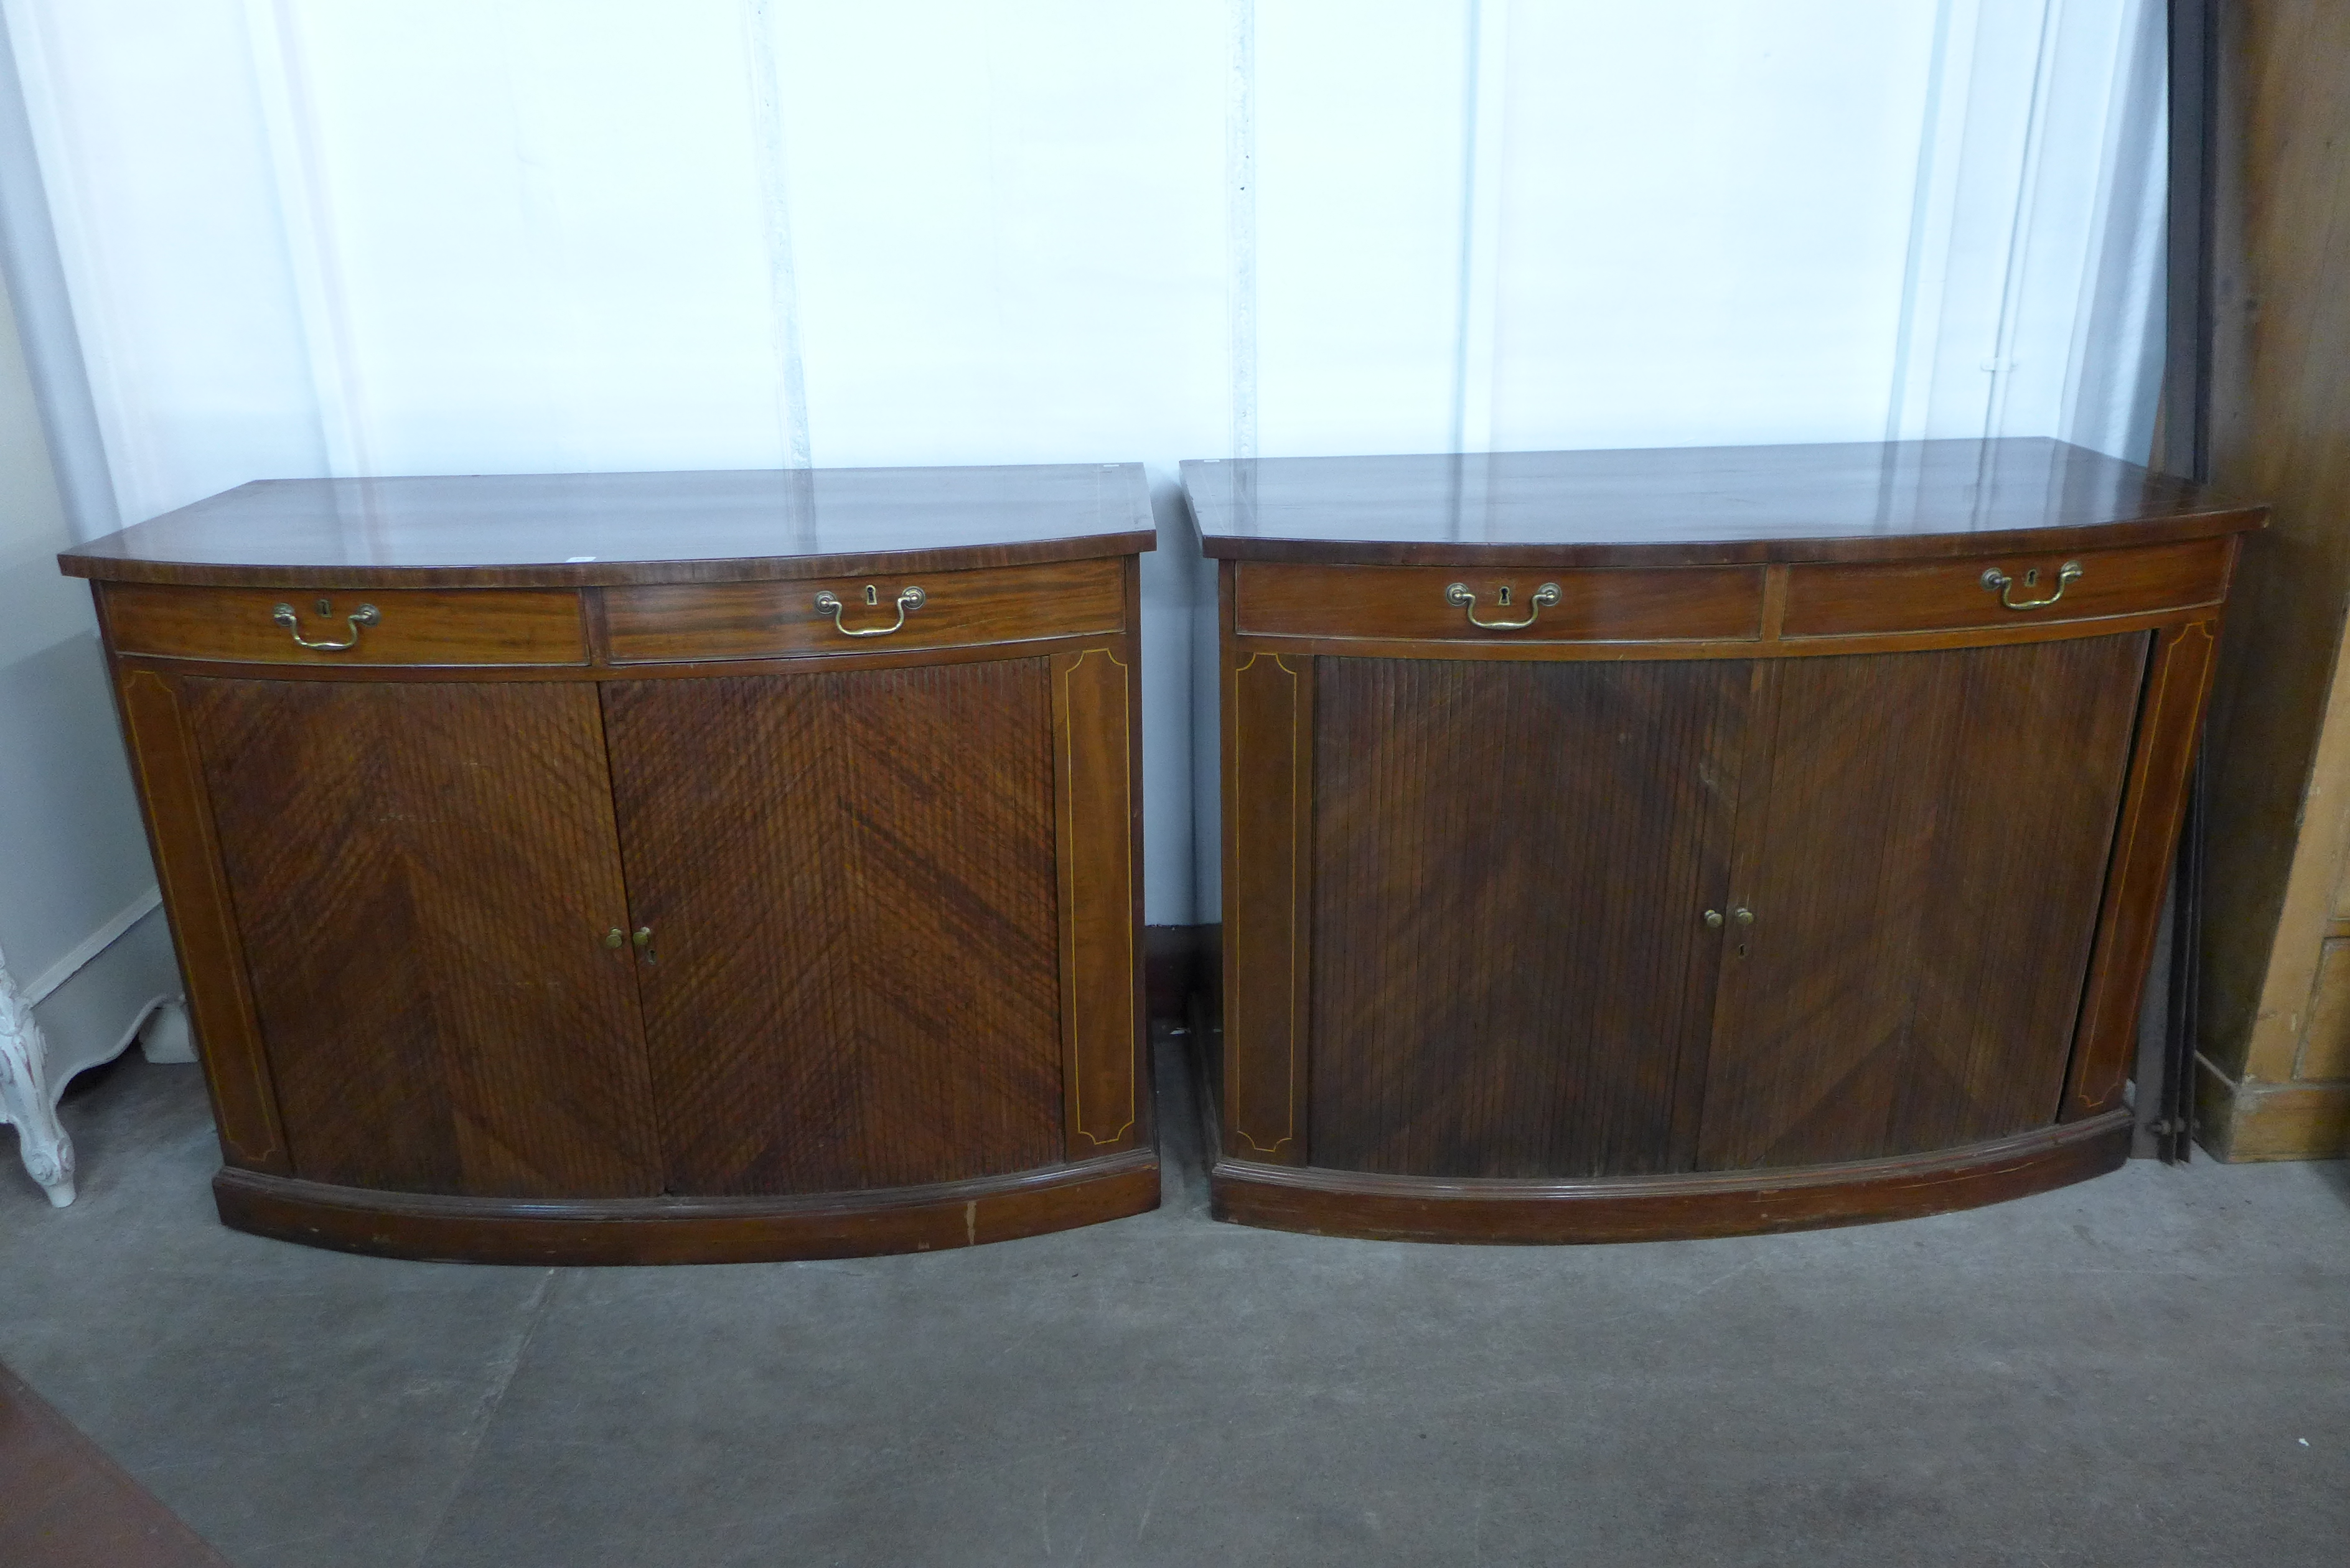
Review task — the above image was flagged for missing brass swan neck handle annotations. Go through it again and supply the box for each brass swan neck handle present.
[1445,582,1561,632]
[272,602,379,651]
[815,585,925,637]
[1980,561,2082,612]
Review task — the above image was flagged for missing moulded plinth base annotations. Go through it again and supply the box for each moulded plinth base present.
[1188,1032,2130,1243]
[213,1148,1160,1265]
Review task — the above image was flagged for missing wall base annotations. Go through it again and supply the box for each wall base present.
[2194,1055,2350,1160]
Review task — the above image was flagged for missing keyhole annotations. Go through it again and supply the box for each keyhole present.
[1736,941,1749,958]
[863,584,879,606]
[2023,567,2040,587]
[315,598,332,616]
[1497,585,1512,606]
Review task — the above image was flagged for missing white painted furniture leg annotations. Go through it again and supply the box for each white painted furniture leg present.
[0,949,73,1206]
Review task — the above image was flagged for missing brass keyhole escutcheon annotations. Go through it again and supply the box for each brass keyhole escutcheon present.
[315,597,332,616]
[1497,584,1513,606]
[862,584,878,606]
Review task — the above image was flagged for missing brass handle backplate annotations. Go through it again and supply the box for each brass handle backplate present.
[272,601,379,651]
[1446,581,1561,631]
[815,584,925,637]
[1980,561,2081,612]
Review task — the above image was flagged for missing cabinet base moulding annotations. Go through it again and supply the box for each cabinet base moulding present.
[1202,1109,2133,1244]
[212,1150,1159,1266]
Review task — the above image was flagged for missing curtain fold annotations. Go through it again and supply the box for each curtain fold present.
[0,0,2173,925]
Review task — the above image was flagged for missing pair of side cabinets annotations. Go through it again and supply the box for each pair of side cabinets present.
[58,442,2262,1262]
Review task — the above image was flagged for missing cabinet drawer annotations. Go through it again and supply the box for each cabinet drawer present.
[1235,562,1766,643]
[602,558,1124,663]
[1782,538,2231,637]
[103,584,588,666]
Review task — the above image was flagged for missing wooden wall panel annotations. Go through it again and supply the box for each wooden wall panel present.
[1309,657,1750,1178]
[2199,1,2350,1142]
[2298,940,2350,1081]
[186,679,658,1197]
[1701,636,2145,1167]
[602,661,1064,1195]
[112,670,288,1174]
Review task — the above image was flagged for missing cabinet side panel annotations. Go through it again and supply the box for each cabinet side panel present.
[1224,651,1313,1162]
[114,669,289,1173]
[1053,647,1140,1152]
[605,662,1064,1195]
[2066,619,2221,1118]
[1309,658,1748,1178]
[186,679,659,1197]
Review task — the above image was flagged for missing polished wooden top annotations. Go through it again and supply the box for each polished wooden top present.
[1182,438,2264,567]
[60,463,1156,588]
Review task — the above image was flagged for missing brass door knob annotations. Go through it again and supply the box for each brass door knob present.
[632,926,653,947]
[1734,908,1755,926]
[603,928,625,949]
[1703,910,1725,928]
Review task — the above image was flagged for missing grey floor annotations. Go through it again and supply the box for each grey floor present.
[1,1039,2344,1568]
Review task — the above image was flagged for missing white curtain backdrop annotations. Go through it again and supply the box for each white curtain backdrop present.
[0,0,2168,925]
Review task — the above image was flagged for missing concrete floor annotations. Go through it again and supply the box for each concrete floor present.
[0,1040,2344,1568]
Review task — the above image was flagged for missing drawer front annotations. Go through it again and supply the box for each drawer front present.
[1782,538,2231,637]
[1235,562,1766,643]
[603,558,1125,663]
[103,584,588,666]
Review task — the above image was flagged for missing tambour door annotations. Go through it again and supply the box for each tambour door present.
[1695,633,2150,1169]
[599,654,1129,1197]
[184,678,661,1197]
[1304,656,1755,1177]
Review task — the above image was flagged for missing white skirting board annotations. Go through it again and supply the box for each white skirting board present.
[22,887,160,1006]
[0,903,188,1207]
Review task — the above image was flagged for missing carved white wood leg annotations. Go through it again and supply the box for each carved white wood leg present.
[0,948,73,1206]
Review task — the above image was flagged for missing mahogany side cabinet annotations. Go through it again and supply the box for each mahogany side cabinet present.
[1184,438,2265,1243]
[60,464,1156,1264]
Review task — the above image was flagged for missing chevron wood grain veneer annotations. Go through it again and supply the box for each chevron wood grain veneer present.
[1184,438,2265,1243]
[61,463,1158,1264]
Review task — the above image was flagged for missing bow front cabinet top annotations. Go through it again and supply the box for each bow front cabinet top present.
[1184,437,2264,1242]
[61,463,1156,1264]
